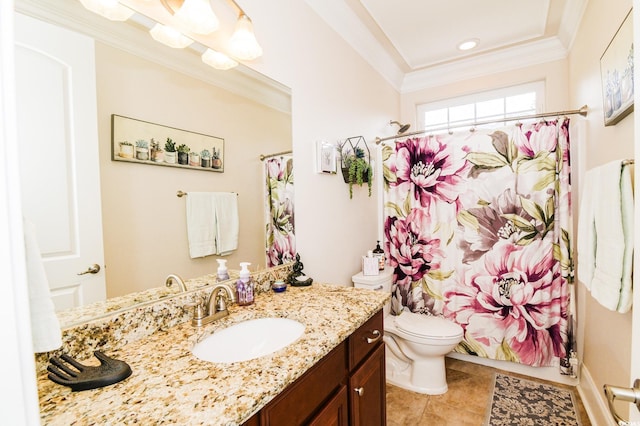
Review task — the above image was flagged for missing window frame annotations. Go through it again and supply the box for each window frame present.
[416,81,545,132]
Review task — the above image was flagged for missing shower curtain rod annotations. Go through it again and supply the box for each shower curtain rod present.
[259,150,293,161]
[374,104,589,144]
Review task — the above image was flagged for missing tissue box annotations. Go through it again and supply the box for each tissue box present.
[362,256,379,276]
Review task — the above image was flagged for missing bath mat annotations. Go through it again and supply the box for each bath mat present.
[484,373,581,425]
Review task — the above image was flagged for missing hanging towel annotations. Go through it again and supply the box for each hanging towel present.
[577,168,597,290]
[579,161,634,313]
[23,218,62,353]
[213,192,239,256]
[186,192,239,258]
[186,192,217,258]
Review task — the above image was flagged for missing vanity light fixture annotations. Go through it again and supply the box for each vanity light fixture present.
[161,0,220,35]
[201,48,238,70]
[457,38,479,51]
[228,12,263,61]
[149,23,194,48]
[78,0,134,21]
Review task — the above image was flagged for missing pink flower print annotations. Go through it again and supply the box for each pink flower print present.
[393,136,470,210]
[515,122,558,158]
[443,240,567,366]
[385,208,443,287]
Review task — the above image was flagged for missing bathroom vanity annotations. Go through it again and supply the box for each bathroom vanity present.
[36,277,388,425]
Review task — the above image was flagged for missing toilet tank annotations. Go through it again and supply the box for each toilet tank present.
[352,267,393,316]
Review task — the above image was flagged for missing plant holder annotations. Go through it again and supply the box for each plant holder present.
[339,136,372,198]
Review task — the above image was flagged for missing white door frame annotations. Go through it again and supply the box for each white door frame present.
[629,0,640,423]
[0,0,41,424]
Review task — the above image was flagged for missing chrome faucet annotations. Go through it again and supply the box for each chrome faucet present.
[166,274,188,292]
[191,283,236,327]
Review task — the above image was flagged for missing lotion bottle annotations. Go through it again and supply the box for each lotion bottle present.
[216,259,230,282]
[236,262,254,306]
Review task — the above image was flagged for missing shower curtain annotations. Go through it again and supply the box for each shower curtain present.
[264,156,296,267]
[382,119,575,371]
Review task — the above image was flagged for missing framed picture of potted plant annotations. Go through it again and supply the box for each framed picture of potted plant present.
[111,114,224,172]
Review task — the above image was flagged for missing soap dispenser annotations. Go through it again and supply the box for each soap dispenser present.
[373,240,385,270]
[216,259,229,282]
[236,262,254,306]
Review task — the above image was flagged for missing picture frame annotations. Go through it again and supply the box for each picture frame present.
[316,140,337,174]
[600,9,634,126]
[111,114,224,172]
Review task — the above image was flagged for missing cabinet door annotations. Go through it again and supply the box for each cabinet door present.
[349,343,386,426]
[308,385,348,426]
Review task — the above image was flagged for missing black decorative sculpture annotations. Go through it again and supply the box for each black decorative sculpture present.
[288,253,313,287]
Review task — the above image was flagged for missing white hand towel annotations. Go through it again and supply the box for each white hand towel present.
[186,192,217,258]
[213,192,239,256]
[23,218,62,353]
[617,163,634,313]
[577,168,597,290]
[588,161,634,312]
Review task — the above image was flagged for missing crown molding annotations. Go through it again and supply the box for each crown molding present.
[401,37,568,93]
[15,0,291,114]
[303,0,405,91]
[557,0,589,52]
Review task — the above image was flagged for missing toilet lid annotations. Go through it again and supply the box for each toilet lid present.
[395,312,463,339]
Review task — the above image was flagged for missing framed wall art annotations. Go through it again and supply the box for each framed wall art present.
[600,9,634,126]
[111,114,225,172]
[316,140,337,174]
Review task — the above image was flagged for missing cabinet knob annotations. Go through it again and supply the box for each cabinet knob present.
[354,387,364,397]
[366,329,381,344]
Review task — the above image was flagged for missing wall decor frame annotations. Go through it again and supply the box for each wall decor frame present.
[111,114,224,172]
[316,140,337,174]
[600,8,634,126]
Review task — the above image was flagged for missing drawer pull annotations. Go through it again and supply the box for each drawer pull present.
[354,387,364,397]
[366,329,381,344]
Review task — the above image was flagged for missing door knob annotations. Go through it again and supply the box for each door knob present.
[603,378,640,424]
[77,264,101,275]
[354,387,364,397]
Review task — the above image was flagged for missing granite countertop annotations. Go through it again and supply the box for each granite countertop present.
[38,283,388,425]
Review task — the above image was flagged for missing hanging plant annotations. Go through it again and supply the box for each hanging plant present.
[339,136,372,199]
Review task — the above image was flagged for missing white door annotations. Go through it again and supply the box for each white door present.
[14,13,106,310]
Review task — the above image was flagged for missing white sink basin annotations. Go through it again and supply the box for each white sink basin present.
[192,317,305,363]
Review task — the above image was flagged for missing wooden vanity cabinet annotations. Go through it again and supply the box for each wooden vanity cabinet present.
[244,309,385,426]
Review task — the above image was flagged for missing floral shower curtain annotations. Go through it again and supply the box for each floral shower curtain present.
[264,156,296,267]
[382,119,575,371]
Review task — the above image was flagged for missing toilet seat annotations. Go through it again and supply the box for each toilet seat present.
[394,312,463,340]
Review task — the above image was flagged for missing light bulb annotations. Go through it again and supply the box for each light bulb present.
[202,49,238,70]
[228,14,263,61]
[149,23,193,49]
[174,0,219,35]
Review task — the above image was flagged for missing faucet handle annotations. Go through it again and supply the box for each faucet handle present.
[185,295,206,320]
[216,292,228,312]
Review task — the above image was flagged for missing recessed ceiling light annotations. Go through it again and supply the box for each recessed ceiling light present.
[458,39,479,51]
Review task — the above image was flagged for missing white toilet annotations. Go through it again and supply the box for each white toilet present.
[353,268,464,395]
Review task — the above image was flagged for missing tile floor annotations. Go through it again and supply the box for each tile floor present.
[386,357,591,425]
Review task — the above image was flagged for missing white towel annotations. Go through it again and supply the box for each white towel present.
[213,192,239,256]
[186,192,239,258]
[577,168,597,289]
[579,161,634,313]
[23,218,62,353]
[186,192,217,258]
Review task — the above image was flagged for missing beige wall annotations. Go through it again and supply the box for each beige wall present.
[238,1,400,286]
[95,43,291,298]
[568,0,634,421]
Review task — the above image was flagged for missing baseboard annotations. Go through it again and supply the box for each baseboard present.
[577,364,617,426]
[447,353,578,386]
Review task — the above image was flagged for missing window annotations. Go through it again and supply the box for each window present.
[416,81,545,132]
